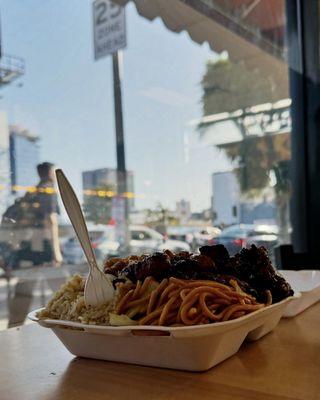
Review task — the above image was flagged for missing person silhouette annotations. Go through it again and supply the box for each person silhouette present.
[3,162,65,328]
[1,162,63,267]
[34,162,63,265]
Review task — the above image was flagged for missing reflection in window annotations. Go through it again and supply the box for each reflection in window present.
[0,0,291,330]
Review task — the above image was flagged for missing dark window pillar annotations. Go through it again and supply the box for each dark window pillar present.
[287,0,320,254]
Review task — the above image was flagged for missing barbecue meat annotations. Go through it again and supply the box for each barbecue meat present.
[103,244,293,303]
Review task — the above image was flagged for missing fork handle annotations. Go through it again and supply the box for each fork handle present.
[56,169,98,271]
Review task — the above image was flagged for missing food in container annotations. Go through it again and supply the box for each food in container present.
[29,297,292,371]
[37,244,293,326]
[31,244,294,370]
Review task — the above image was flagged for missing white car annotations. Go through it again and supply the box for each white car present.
[130,225,190,255]
[166,226,221,251]
[62,224,119,264]
[62,224,190,264]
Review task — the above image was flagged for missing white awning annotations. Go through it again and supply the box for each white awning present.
[114,0,288,92]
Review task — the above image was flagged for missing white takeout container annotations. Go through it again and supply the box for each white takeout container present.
[28,297,293,372]
[280,270,320,317]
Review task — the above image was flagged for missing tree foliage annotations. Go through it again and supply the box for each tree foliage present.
[201,58,290,194]
[222,133,291,193]
[144,203,179,234]
[201,59,288,115]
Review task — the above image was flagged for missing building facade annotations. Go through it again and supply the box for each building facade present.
[82,167,134,207]
[212,171,277,227]
[9,125,39,192]
[176,199,191,225]
[0,112,10,216]
[212,171,240,226]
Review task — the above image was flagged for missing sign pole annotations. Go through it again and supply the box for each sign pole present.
[112,51,125,176]
[93,0,129,254]
[112,50,129,254]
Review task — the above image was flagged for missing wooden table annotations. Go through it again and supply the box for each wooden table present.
[0,303,319,400]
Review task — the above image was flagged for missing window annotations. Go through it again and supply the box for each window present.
[0,0,292,330]
[131,230,150,241]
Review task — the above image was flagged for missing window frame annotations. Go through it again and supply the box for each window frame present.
[286,0,320,254]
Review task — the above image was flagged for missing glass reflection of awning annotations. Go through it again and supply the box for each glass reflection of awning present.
[195,98,291,147]
[114,0,287,82]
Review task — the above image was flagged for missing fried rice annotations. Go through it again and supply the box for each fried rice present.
[37,275,116,325]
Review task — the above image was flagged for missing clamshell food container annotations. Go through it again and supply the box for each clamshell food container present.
[281,270,320,317]
[28,297,293,372]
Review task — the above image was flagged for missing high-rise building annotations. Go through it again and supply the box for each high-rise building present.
[176,199,191,224]
[0,111,10,216]
[82,167,135,207]
[9,125,40,192]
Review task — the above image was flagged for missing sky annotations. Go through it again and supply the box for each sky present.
[0,0,231,213]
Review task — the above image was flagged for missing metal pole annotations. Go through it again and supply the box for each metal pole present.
[112,50,129,254]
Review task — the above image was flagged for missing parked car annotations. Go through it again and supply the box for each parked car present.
[191,226,222,250]
[165,226,196,250]
[62,224,119,264]
[214,224,279,256]
[166,226,221,251]
[130,225,190,254]
[62,224,190,264]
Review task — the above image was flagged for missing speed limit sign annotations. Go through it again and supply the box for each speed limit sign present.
[93,0,126,59]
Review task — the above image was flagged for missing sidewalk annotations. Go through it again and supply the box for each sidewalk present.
[0,263,88,330]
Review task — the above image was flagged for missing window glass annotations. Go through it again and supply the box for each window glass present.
[131,231,147,241]
[0,0,291,330]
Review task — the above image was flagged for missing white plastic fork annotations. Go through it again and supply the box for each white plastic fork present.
[56,169,114,306]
